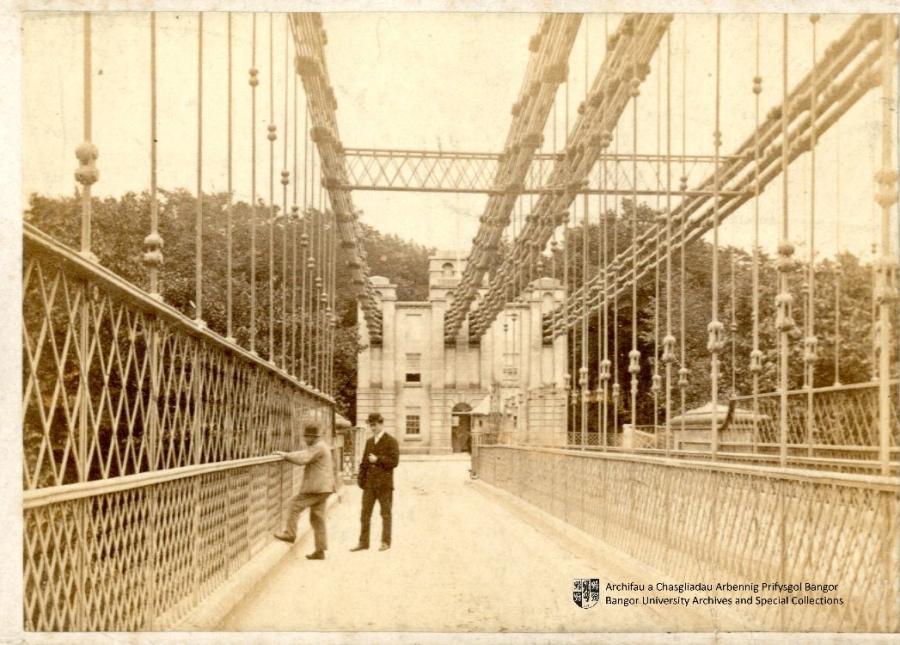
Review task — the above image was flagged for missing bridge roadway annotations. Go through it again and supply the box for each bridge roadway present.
[219,457,720,633]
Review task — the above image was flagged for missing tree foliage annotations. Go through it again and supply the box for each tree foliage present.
[24,190,891,438]
[540,200,895,430]
[24,191,433,425]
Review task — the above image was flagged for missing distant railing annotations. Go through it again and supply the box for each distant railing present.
[475,444,900,632]
[23,227,335,630]
[478,381,900,474]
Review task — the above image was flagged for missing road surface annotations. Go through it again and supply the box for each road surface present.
[220,456,713,632]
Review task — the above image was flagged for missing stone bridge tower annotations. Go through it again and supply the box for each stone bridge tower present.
[357,252,567,454]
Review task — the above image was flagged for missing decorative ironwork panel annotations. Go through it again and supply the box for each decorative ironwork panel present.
[23,502,82,631]
[477,446,900,632]
[23,236,333,491]
[22,461,314,631]
[23,257,88,489]
[22,232,337,631]
[82,488,152,631]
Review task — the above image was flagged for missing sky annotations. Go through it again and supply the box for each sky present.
[20,12,898,261]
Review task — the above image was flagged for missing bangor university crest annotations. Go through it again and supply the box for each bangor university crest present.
[573,578,600,609]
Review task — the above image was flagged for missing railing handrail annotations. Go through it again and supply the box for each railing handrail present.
[23,455,282,509]
[478,444,900,491]
[24,222,334,405]
[730,379,899,400]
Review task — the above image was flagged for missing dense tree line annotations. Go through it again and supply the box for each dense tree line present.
[538,200,893,429]
[24,191,434,426]
[25,191,891,443]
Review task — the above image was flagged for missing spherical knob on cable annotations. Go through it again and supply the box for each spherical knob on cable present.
[803,335,818,364]
[267,124,277,142]
[628,349,641,375]
[599,359,611,380]
[776,241,796,272]
[775,292,795,332]
[661,334,677,364]
[875,168,899,208]
[707,320,725,353]
[142,231,165,268]
[74,142,100,186]
[142,249,164,268]
[629,77,641,98]
[75,142,99,164]
[75,164,99,186]
[281,170,290,186]
[749,349,764,374]
[248,68,259,87]
[752,76,762,95]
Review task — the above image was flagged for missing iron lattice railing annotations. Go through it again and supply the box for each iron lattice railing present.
[22,226,336,630]
[480,380,900,474]
[475,445,900,632]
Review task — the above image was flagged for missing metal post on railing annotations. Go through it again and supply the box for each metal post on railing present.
[777,15,793,469]
[76,279,89,630]
[191,338,203,605]
[145,316,162,627]
[875,14,898,477]
[73,13,96,629]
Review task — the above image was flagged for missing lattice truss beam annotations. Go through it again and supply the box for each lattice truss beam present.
[342,148,736,195]
[463,14,674,339]
[443,14,582,340]
[543,15,894,339]
[289,14,383,341]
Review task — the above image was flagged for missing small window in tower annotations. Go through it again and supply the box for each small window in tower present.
[405,353,422,383]
[442,262,455,278]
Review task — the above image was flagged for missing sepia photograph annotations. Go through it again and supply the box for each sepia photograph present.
[6,2,900,641]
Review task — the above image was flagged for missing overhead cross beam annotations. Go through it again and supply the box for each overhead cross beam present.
[289,13,383,342]
[442,14,583,342]
[463,13,674,340]
[542,14,891,340]
[342,147,740,195]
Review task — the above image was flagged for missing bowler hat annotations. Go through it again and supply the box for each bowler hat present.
[366,412,384,424]
[303,424,321,437]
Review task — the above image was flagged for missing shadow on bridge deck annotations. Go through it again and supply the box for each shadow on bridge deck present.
[217,459,722,633]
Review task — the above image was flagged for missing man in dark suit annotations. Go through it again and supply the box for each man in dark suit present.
[351,412,399,552]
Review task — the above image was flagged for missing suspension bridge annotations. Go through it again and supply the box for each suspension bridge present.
[20,11,899,634]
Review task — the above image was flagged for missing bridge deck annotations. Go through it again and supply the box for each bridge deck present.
[220,458,715,632]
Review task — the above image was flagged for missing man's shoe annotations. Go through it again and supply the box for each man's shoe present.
[349,544,368,552]
[305,551,325,560]
[379,543,390,551]
[274,532,295,544]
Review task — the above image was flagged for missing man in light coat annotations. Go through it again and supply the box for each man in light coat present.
[273,424,335,560]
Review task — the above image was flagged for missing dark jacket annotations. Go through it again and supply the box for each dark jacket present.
[357,432,400,490]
